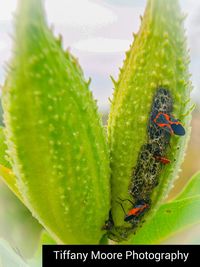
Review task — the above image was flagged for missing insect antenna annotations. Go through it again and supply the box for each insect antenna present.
[116,200,127,216]
[117,197,134,205]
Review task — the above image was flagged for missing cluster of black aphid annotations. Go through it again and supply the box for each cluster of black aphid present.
[130,87,173,202]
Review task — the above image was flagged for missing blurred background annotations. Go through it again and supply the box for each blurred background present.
[0,0,200,260]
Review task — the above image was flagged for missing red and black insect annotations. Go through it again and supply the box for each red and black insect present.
[154,155,171,165]
[153,112,185,136]
[170,115,186,136]
[117,198,149,223]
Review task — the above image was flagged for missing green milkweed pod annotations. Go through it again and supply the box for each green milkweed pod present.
[2,0,110,244]
[107,0,192,241]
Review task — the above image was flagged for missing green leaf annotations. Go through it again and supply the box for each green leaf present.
[0,239,29,267]
[28,231,56,267]
[0,180,42,259]
[175,172,200,200]
[127,172,200,244]
[2,0,110,244]
[107,0,192,241]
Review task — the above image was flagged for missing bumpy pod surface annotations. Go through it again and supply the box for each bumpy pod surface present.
[2,0,110,244]
[107,0,192,241]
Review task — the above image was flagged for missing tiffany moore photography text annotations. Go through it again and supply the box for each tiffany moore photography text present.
[43,245,200,266]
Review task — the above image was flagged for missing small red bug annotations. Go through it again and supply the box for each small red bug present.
[153,112,185,136]
[154,155,171,165]
[117,198,149,223]
[124,203,149,222]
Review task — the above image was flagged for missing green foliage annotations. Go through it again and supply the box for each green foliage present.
[28,231,56,267]
[0,239,29,267]
[175,172,200,200]
[0,181,42,258]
